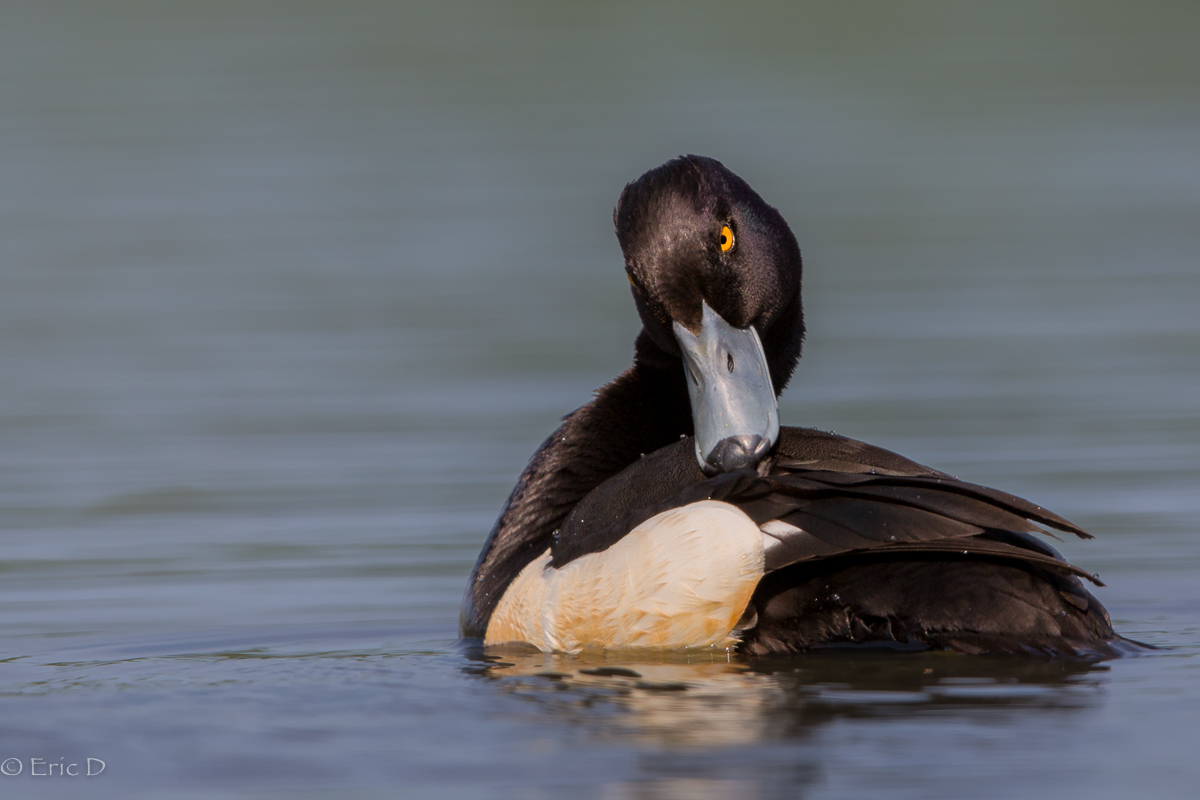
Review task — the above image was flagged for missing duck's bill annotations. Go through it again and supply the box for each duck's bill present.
[673,302,779,475]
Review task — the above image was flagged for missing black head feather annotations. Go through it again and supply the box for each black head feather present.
[614,155,806,393]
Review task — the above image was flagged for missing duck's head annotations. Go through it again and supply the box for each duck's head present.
[615,155,804,475]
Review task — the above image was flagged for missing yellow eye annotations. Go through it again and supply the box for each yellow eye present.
[627,272,636,287]
[719,225,734,252]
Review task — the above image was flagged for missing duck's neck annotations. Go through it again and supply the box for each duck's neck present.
[460,331,692,636]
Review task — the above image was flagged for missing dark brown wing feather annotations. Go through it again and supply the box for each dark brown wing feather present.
[780,470,1090,538]
[748,470,1101,584]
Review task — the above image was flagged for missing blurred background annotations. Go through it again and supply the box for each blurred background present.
[0,1,1197,797]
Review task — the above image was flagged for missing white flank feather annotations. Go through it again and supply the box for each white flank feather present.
[485,500,765,652]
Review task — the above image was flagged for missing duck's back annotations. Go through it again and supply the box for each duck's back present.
[552,427,1128,658]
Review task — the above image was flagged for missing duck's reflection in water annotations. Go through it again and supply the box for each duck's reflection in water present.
[462,644,1109,797]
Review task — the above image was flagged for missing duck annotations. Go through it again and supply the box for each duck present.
[460,154,1130,658]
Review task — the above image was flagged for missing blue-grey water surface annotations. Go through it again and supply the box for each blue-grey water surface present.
[1,2,1198,797]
